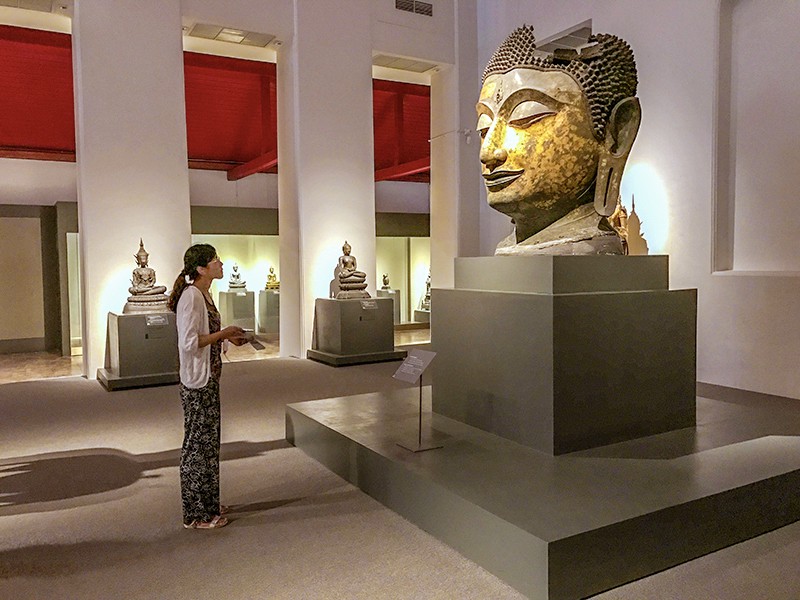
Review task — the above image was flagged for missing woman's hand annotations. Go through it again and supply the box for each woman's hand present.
[221,325,246,345]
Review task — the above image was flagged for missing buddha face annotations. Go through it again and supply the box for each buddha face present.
[477,68,602,240]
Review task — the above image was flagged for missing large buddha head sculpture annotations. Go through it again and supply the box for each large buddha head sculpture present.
[477,26,641,255]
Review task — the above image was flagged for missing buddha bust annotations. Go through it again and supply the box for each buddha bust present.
[335,241,370,299]
[477,26,640,255]
[228,263,246,290]
[123,239,168,313]
[265,266,280,290]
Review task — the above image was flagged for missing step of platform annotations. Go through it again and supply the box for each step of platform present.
[286,388,800,600]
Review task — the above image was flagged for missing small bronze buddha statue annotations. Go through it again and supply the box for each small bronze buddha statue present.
[228,263,246,290]
[336,241,369,299]
[123,239,168,313]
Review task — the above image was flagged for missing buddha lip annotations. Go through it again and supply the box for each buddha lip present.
[483,170,523,189]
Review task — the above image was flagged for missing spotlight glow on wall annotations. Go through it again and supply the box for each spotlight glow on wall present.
[620,163,670,255]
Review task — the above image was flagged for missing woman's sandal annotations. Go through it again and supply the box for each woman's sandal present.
[183,515,228,529]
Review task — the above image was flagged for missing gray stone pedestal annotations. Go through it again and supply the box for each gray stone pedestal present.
[413,308,430,323]
[307,298,406,366]
[258,290,280,334]
[97,312,178,390]
[377,289,400,324]
[219,290,255,330]
[432,255,697,454]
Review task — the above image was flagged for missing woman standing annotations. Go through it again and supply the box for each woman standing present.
[168,244,246,529]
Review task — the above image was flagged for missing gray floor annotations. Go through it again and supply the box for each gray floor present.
[1,360,800,599]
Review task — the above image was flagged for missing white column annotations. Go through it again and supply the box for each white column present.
[72,0,191,377]
[430,0,481,288]
[278,0,376,356]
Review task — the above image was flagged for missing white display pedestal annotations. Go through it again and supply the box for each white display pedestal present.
[377,289,400,325]
[219,290,255,330]
[97,312,179,390]
[258,290,280,334]
[413,308,430,323]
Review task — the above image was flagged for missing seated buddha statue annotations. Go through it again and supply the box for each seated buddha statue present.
[477,26,641,255]
[123,239,168,313]
[335,241,369,299]
[381,273,391,290]
[228,263,246,290]
[265,266,280,290]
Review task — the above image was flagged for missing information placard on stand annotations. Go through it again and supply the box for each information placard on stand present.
[393,349,441,452]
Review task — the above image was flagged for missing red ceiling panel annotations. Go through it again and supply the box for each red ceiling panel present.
[183,52,277,169]
[0,25,75,153]
[0,25,430,182]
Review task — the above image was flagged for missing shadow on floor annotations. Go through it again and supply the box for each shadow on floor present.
[0,439,292,508]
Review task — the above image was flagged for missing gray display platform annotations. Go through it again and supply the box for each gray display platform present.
[97,312,178,390]
[376,289,400,324]
[432,255,697,454]
[307,298,406,366]
[219,290,255,330]
[258,290,280,334]
[286,387,800,600]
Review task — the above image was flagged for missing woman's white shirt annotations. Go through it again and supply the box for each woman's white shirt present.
[176,285,211,389]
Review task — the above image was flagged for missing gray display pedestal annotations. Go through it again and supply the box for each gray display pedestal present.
[413,308,430,323]
[219,290,255,330]
[432,255,697,454]
[376,289,400,325]
[258,290,280,334]
[307,297,407,366]
[97,312,179,390]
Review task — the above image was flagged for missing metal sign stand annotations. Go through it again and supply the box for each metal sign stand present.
[395,350,443,453]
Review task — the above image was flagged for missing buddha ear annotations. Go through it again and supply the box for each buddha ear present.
[594,97,641,217]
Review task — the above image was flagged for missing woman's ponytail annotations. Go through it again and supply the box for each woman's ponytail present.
[167,270,189,312]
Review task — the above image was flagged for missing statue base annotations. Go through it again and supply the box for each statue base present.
[98,312,178,390]
[258,290,280,334]
[432,255,697,455]
[308,298,406,366]
[219,290,255,330]
[123,294,169,314]
[335,290,370,299]
[377,289,400,324]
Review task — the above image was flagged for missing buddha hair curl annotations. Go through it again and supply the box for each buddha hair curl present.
[167,243,217,312]
[482,25,638,141]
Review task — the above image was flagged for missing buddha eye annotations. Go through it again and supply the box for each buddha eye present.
[476,113,493,138]
[508,100,555,128]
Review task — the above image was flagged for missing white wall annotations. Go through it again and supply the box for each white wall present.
[728,0,800,272]
[476,0,800,400]
[0,161,429,212]
[188,171,277,208]
[73,0,193,377]
[0,159,77,205]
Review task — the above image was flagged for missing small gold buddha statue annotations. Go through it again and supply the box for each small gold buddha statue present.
[265,266,280,290]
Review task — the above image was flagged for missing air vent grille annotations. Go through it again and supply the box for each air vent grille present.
[395,0,432,17]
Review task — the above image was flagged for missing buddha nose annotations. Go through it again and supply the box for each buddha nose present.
[481,146,508,172]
